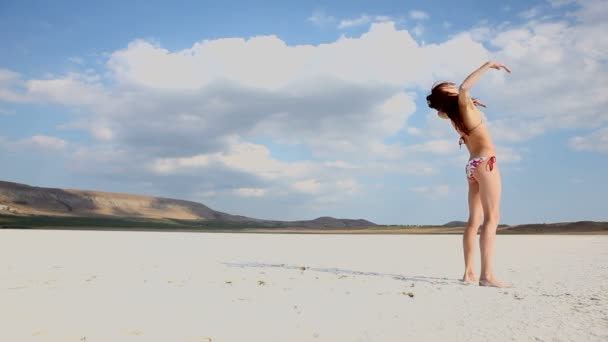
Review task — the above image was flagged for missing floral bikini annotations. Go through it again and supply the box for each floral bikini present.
[459,120,497,181]
[465,156,496,181]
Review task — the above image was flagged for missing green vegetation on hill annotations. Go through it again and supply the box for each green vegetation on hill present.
[0,214,280,230]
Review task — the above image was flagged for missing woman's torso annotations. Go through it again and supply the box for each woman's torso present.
[456,106,496,158]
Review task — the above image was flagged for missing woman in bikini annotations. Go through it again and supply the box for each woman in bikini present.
[426,61,511,288]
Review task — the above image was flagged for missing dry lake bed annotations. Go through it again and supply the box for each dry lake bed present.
[1,230,606,341]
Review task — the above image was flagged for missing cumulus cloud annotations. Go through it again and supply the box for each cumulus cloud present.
[412,23,425,37]
[2,22,492,163]
[1,0,605,213]
[307,10,335,27]
[105,23,489,92]
[519,7,541,19]
[1,135,68,152]
[471,6,608,130]
[409,10,429,20]
[147,139,365,199]
[411,184,450,199]
[69,56,84,65]
[338,15,372,29]
[569,127,608,153]
[0,108,15,115]
[0,69,28,102]
[338,15,394,29]
[234,188,267,197]
[2,21,482,208]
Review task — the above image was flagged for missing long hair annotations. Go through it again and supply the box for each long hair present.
[426,82,469,134]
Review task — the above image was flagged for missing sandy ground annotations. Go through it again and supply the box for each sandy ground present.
[1,230,607,342]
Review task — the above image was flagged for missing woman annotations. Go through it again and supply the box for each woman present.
[426,61,511,287]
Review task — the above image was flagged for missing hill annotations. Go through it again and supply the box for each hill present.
[0,180,376,229]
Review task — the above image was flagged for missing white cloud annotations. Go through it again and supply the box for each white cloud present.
[488,118,550,143]
[338,15,394,29]
[412,23,425,37]
[468,2,608,137]
[2,1,605,212]
[569,127,608,153]
[548,0,573,7]
[519,7,541,19]
[411,184,450,199]
[548,0,608,23]
[323,160,357,169]
[3,135,68,152]
[407,127,423,136]
[409,10,429,20]
[307,10,335,26]
[0,68,28,102]
[0,108,15,115]
[234,188,267,197]
[147,140,363,198]
[69,56,84,64]
[338,15,372,29]
[495,146,522,163]
[1,71,108,106]
[405,139,457,155]
[0,69,19,83]
[103,22,488,92]
[60,119,114,141]
[293,178,321,194]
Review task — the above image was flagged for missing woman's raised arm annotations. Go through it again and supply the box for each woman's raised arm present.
[459,61,511,109]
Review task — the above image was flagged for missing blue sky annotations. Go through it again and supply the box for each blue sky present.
[1,0,607,225]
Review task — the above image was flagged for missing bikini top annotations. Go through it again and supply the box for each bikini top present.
[458,119,484,149]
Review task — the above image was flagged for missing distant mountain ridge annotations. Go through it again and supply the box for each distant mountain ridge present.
[0,180,376,228]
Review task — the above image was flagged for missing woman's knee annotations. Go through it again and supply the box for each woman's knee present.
[482,214,500,227]
[467,215,482,228]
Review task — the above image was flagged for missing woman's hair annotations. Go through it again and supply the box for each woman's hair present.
[426,82,469,134]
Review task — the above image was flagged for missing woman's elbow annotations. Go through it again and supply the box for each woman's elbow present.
[459,84,470,92]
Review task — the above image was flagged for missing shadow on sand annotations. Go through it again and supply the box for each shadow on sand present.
[224,262,464,286]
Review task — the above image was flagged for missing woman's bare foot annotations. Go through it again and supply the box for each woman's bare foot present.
[479,278,509,288]
[462,272,477,283]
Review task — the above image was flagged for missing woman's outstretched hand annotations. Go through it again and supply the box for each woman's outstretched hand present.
[460,61,511,92]
[488,61,511,73]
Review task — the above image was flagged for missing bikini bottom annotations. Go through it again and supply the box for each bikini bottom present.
[466,156,496,181]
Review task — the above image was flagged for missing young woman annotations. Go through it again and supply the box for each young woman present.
[426,61,511,287]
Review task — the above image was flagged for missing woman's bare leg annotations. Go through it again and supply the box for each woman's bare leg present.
[463,179,482,282]
[474,160,507,287]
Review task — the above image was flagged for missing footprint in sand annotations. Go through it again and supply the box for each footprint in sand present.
[84,275,97,283]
